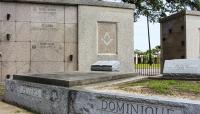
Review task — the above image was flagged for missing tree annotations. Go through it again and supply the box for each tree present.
[134,49,144,55]
[125,0,199,65]
[122,0,200,22]
[153,45,161,55]
[123,0,200,65]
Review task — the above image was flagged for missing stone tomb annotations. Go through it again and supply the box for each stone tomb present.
[0,0,135,81]
[160,10,200,71]
[12,72,136,87]
[69,91,184,114]
[163,59,200,79]
[4,72,200,114]
[5,77,69,114]
[5,72,137,114]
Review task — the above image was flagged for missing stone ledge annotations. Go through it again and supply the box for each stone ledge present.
[69,89,200,114]
[13,72,138,87]
[0,0,135,9]
[163,73,200,80]
[160,10,200,23]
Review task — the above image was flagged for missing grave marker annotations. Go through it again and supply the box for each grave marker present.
[163,59,200,79]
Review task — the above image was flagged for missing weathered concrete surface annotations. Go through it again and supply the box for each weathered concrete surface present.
[0,83,33,114]
[0,21,16,42]
[78,6,134,72]
[1,62,30,81]
[30,62,64,73]
[163,59,200,74]
[0,42,30,61]
[160,10,200,71]
[13,72,138,87]
[64,43,78,71]
[1,0,135,9]
[69,89,200,114]
[0,2,76,81]
[98,22,117,54]
[70,75,200,114]
[160,11,186,72]
[0,62,1,81]
[163,59,200,79]
[0,1,135,81]
[30,23,65,42]
[160,10,200,23]
[65,6,78,24]
[5,79,69,114]
[185,11,200,59]
[4,73,200,114]
[0,2,16,21]
[31,42,64,62]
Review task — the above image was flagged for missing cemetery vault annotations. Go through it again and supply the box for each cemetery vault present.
[160,10,200,70]
[0,0,135,81]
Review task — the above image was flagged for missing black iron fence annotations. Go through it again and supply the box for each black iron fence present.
[134,54,161,76]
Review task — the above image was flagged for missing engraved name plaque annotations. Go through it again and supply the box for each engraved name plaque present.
[18,86,42,98]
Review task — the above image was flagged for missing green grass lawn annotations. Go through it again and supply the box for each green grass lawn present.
[134,64,160,69]
[118,80,200,95]
[0,83,5,97]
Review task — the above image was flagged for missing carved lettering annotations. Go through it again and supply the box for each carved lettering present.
[98,22,117,54]
[102,100,108,110]
[18,86,42,98]
[131,104,138,114]
[141,106,144,114]
[31,23,58,31]
[32,6,57,16]
[117,102,125,113]
[100,99,182,114]
[145,107,154,114]
[167,109,174,114]
[164,60,200,74]
[155,107,158,114]
[109,101,115,111]
[39,42,55,48]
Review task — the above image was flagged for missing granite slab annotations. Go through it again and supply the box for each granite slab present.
[5,79,69,114]
[68,89,200,114]
[13,72,137,87]
[4,72,200,114]
[163,59,200,79]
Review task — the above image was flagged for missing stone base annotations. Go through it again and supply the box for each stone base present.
[5,79,69,114]
[13,72,138,87]
[68,89,200,114]
[163,73,200,80]
[4,72,200,114]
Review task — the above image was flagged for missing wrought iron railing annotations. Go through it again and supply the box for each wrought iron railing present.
[134,54,161,76]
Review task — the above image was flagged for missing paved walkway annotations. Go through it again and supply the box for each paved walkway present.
[0,101,34,114]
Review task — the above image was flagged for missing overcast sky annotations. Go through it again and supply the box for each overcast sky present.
[104,0,160,51]
[134,16,160,51]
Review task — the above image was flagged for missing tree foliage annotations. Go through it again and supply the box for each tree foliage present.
[122,0,200,22]
[134,45,161,55]
[134,49,144,55]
